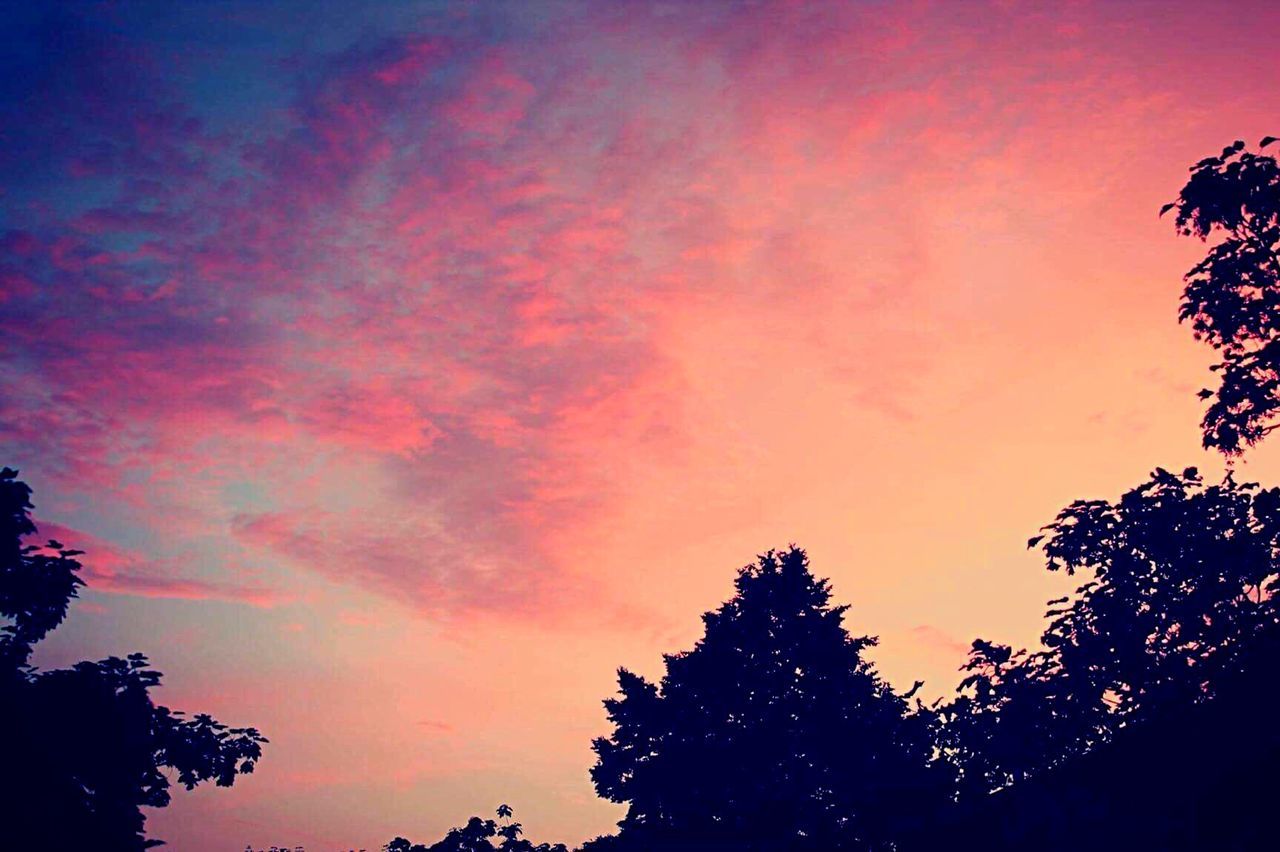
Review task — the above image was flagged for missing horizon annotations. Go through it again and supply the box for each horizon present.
[5,2,1280,849]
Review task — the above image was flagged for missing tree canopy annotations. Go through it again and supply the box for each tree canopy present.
[0,467,267,850]
[1168,137,1280,454]
[589,546,949,851]
[383,805,569,852]
[938,464,1280,808]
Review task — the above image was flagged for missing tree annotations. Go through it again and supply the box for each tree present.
[0,467,83,671]
[589,546,950,852]
[382,805,568,852]
[940,467,1280,795]
[916,140,1280,848]
[0,467,267,849]
[1167,136,1280,454]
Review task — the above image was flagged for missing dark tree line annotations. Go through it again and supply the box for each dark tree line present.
[384,805,568,852]
[385,138,1280,851]
[939,467,1280,795]
[918,467,1280,850]
[0,468,266,849]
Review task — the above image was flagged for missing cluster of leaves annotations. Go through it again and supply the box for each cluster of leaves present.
[0,468,84,669]
[1166,137,1280,453]
[938,467,1280,796]
[0,467,266,850]
[384,805,568,852]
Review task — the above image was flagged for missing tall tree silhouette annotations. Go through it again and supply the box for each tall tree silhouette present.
[1167,136,1280,454]
[590,546,949,852]
[0,467,266,850]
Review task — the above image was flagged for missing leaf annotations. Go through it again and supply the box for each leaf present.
[1159,202,1176,217]
[1261,135,1278,148]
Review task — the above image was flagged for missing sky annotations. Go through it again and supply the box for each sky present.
[4,0,1280,848]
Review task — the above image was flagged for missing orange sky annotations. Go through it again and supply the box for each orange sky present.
[6,1,1280,848]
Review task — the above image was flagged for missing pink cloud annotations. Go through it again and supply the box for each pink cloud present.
[415,719,455,734]
[908,625,970,657]
[4,0,1280,634]
[33,521,286,608]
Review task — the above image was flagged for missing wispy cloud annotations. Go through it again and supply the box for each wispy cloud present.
[4,0,1279,628]
[35,521,287,607]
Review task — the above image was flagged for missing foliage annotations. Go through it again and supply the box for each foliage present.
[0,467,84,669]
[589,546,950,851]
[1,467,266,850]
[383,805,568,852]
[1167,136,1280,453]
[939,467,1280,795]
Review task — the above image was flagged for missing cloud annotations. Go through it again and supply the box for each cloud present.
[415,719,454,734]
[907,625,971,657]
[4,0,1279,630]
[33,521,286,607]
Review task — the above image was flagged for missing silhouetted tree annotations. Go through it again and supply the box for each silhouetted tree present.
[383,805,568,852]
[0,467,83,671]
[1166,136,1280,454]
[910,140,1280,849]
[590,546,950,852]
[0,467,266,850]
[385,840,422,852]
[940,467,1280,795]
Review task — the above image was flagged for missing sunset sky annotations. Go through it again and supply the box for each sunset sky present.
[5,1,1280,848]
